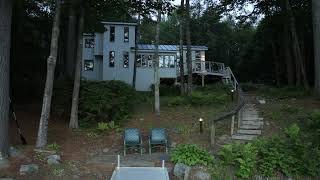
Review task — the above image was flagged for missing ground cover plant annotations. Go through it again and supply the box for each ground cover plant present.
[170,144,214,166]
[216,111,320,179]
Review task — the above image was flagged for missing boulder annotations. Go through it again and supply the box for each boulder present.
[19,164,39,175]
[173,163,191,180]
[0,152,9,169]
[47,155,61,165]
[9,146,21,157]
[184,166,211,180]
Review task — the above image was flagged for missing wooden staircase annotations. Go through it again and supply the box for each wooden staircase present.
[231,94,263,141]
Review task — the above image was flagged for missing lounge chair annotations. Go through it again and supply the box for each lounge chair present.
[149,128,168,154]
[123,128,143,156]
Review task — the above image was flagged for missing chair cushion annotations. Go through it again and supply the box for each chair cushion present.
[151,128,166,144]
[125,128,140,145]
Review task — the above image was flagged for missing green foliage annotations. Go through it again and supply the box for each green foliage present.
[280,104,303,114]
[170,144,214,166]
[151,84,180,96]
[217,122,320,178]
[47,143,61,151]
[34,152,46,161]
[97,122,109,131]
[51,165,64,176]
[219,143,257,179]
[270,111,281,121]
[257,86,310,99]
[79,80,137,124]
[167,84,230,107]
[97,121,121,133]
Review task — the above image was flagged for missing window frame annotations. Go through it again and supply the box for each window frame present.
[124,27,129,42]
[84,60,94,71]
[110,26,115,42]
[84,38,94,48]
[109,51,115,67]
[123,51,129,68]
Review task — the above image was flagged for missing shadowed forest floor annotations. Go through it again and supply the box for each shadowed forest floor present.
[0,92,319,179]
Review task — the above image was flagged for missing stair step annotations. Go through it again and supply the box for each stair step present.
[239,125,262,130]
[232,134,257,141]
[237,129,262,135]
[242,121,263,126]
[242,117,264,121]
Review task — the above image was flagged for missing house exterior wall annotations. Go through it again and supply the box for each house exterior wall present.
[81,22,208,91]
[94,33,103,56]
[102,24,136,85]
[135,52,178,91]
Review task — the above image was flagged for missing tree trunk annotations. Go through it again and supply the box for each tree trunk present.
[185,0,193,94]
[283,24,295,86]
[0,0,12,156]
[133,2,141,88]
[271,42,281,87]
[36,0,61,148]
[66,6,77,79]
[312,0,320,97]
[154,1,161,115]
[285,0,310,90]
[69,8,84,129]
[179,0,185,95]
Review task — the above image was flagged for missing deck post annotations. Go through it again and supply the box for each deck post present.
[210,122,216,147]
[231,115,235,135]
[201,74,205,87]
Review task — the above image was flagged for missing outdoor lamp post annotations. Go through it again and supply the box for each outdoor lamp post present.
[231,89,234,102]
[199,118,204,134]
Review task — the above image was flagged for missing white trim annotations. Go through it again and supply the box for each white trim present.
[101,21,138,26]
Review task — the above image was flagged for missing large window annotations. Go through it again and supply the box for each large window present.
[195,51,201,61]
[136,54,175,68]
[110,26,115,42]
[123,51,129,68]
[109,51,115,67]
[136,54,153,68]
[84,60,94,71]
[85,39,94,48]
[124,27,129,42]
[159,55,175,68]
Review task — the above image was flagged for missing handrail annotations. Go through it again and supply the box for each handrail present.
[225,67,239,90]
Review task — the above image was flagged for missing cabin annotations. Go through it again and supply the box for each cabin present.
[82,22,235,91]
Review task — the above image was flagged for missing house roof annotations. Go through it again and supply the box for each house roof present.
[137,44,208,52]
[101,21,138,26]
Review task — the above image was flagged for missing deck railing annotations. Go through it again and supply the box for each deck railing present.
[224,67,239,90]
[177,60,225,76]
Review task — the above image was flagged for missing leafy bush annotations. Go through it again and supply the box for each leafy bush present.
[79,80,136,124]
[170,144,214,166]
[219,143,257,179]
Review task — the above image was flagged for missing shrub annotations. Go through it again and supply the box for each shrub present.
[219,143,257,179]
[79,80,136,124]
[170,144,214,166]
